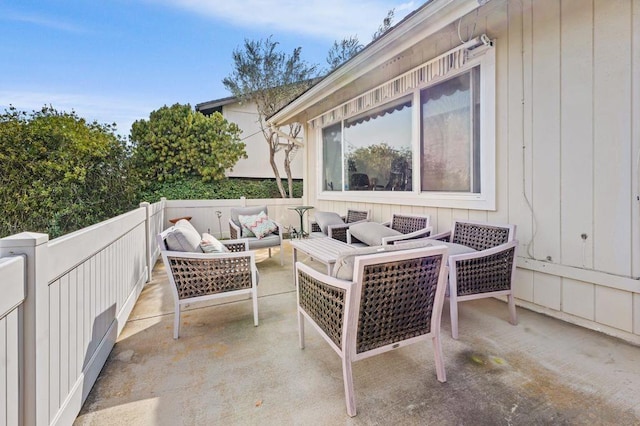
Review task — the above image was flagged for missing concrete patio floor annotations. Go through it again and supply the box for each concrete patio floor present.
[75,242,640,425]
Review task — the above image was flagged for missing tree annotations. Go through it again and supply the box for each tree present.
[223,36,319,198]
[371,9,395,40]
[326,36,363,71]
[326,9,396,71]
[130,103,246,184]
[0,105,139,238]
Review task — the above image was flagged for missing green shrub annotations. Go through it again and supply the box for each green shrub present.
[138,177,303,202]
[0,106,139,239]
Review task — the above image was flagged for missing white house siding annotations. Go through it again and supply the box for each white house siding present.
[222,101,303,179]
[300,0,640,343]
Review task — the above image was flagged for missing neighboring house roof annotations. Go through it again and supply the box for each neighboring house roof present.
[195,96,238,115]
[268,0,487,126]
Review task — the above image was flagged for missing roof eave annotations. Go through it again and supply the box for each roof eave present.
[268,0,485,126]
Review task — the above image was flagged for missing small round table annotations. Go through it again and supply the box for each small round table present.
[288,206,314,238]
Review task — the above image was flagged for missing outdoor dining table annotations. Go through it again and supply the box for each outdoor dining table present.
[290,237,355,276]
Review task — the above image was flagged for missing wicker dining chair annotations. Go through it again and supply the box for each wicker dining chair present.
[347,213,432,245]
[310,208,370,242]
[295,245,449,417]
[157,229,258,339]
[431,220,518,339]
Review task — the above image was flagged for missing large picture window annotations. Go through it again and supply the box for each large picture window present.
[316,43,495,210]
[421,67,480,193]
[322,97,412,192]
[322,123,342,191]
[344,97,412,191]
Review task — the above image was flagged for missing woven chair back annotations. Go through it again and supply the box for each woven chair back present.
[345,209,369,223]
[390,214,429,234]
[355,253,444,354]
[451,222,511,251]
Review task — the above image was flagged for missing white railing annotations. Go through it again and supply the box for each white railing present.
[0,196,301,426]
[0,255,25,426]
[163,197,304,238]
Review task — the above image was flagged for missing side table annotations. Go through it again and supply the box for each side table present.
[288,206,314,238]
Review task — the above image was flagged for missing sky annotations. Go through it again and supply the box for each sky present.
[0,0,418,136]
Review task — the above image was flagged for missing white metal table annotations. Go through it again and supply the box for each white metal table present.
[290,237,355,276]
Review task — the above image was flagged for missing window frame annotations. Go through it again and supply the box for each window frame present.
[315,44,496,211]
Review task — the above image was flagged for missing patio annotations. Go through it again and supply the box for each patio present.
[75,243,640,425]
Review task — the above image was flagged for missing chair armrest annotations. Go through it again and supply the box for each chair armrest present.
[229,219,241,239]
[346,229,364,245]
[326,222,351,243]
[222,238,249,252]
[296,262,353,349]
[448,240,518,296]
[161,249,258,297]
[430,230,451,242]
[381,227,432,245]
[272,220,285,238]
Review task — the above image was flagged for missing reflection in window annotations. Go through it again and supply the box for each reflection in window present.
[322,123,342,191]
[343,97,413,191]
[421,67,480,192]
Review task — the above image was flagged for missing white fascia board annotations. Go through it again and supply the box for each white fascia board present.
[268,0,485,126]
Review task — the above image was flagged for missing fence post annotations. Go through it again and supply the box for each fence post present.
[0,232,50,426]
[140,202,153,282]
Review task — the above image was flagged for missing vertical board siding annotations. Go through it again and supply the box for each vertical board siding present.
[506,0,534,257]
[487,1,511,226]
[633,0,640,279]
[560,0,595,269]
[593,0,633,276]
[531,0,562,263]
[47,220,146,424]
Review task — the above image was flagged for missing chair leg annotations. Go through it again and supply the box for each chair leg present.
[252,288,259,326]
[432,334,447,382]
[449,295,459,340]
[173,302,181,339]
[268,247,272,258]
[279,244,284,266]
[342,356,356,417]
[508,293,518,325]
[298,309,305,349]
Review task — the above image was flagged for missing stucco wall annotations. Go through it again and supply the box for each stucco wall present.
[222,101,304,179]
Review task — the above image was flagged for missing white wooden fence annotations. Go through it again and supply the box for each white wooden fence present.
[0,197,301,426]
[0,255,25,426]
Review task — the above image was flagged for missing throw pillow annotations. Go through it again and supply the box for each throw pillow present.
[314,211,345,234]
[238,213,262,237]
[348,221,402,247]
[239,211,278,239]
[200,233,230,253]
[164,219,202,252]
[231,206,267,235]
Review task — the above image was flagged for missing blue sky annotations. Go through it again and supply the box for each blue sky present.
[0,0,417,136]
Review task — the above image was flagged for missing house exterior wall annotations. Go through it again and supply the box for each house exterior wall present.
[301,0,640,343]
[222,101,303,179]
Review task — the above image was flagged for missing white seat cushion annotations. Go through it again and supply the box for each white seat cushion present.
[332,239,434,281]
[314,211,345,234]
[165,219,202,252]
[349,221,402,246]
